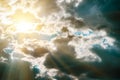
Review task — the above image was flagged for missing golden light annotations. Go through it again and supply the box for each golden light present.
[15,21,34,32]
[11,9,37,32]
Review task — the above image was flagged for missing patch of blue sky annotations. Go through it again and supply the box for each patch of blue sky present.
[32,65,40,75]
[74,29,93,37]
[49,34,58,40]
[92,38,114,50]
[100,38,113,49]
[40,33,58,41]
[3,47,14,54]
[74,31,82,36]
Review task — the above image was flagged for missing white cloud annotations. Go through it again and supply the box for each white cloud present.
[0,0,119,79]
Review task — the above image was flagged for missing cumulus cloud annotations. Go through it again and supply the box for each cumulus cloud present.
[0,0,120,80]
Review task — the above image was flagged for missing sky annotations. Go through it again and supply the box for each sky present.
[0,0,120,80]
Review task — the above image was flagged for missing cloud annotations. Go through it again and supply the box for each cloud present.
[43,27,119,79]
[0,0,120,80]
[0,36,10,59]
[90,45,120,78]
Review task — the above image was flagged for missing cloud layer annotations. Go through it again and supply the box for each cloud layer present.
[0,0,120,80]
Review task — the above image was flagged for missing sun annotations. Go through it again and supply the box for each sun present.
[15,20,34,32]
[11,9,38,32]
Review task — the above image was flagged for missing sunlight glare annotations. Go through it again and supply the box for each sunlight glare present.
[11,9,37,32]
[15,21,34,32]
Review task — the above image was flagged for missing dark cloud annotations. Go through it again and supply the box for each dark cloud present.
[44,37,101,78]
[90,45,120,78]
[63,16,85,28]
[21,46,48,58]
[0,0,120,80]
[76,0,120,31]
[44,35,120,79]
